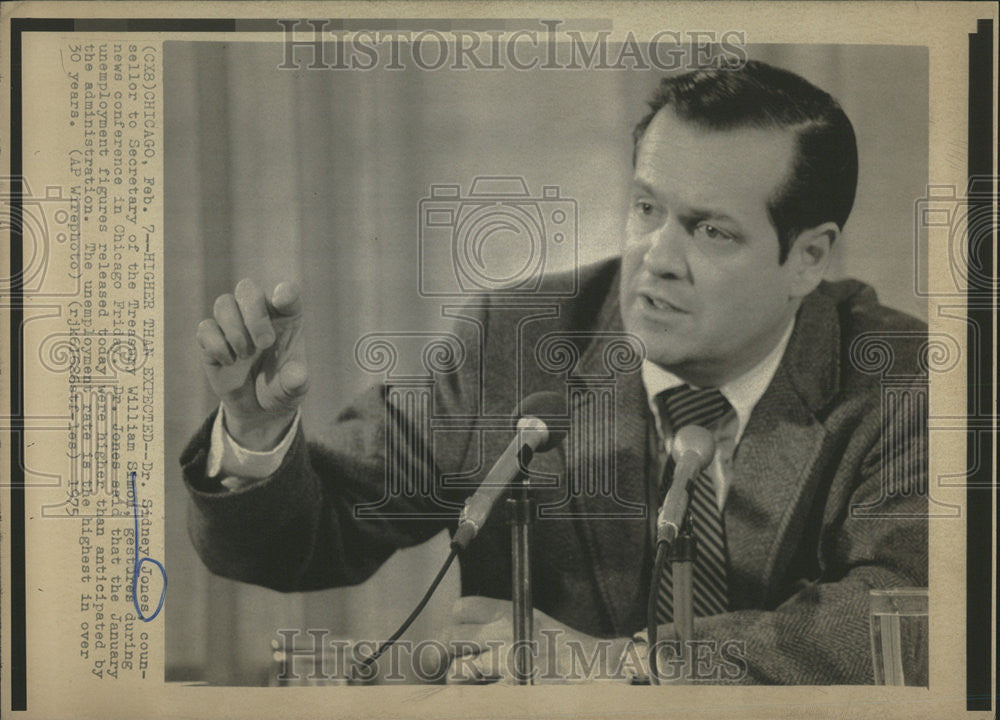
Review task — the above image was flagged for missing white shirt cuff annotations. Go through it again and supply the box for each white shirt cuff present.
[207,404,301,491]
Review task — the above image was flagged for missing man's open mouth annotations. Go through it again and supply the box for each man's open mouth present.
[641,293,685,314]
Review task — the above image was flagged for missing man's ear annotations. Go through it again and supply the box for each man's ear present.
[786,222,838,299]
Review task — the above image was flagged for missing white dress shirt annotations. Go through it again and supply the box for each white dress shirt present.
[641,318,795,511]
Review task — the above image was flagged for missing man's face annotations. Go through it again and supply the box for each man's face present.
[620,107,805,387]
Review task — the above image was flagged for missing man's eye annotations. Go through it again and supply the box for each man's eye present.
[635,201,654,215]
[695,223,735,242]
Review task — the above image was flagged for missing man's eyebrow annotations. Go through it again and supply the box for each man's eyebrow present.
[630,179,743,226]
[684,206,741,226]
[629,179,656,197]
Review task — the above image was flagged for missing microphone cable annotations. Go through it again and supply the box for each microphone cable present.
[357,392,567,675]
[357,546,459,671]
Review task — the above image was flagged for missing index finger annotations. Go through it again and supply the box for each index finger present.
[234,278,274,349]
[268,281,303,319]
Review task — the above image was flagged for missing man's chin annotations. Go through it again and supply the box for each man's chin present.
[621,313,699,367]
[637,342,690,373]
[645,354,687,373]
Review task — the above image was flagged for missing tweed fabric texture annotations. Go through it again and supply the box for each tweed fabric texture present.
[182,258,929,684]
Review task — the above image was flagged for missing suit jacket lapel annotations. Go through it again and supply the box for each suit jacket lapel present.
[726,286,842,609]
[549,266,844,627]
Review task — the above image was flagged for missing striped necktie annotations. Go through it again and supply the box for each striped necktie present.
[654,385,732,624]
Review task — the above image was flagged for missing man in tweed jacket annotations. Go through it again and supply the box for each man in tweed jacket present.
[183,61,927,683]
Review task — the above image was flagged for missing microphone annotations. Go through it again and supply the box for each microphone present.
[655,426,716,546]
[451,392,567,551]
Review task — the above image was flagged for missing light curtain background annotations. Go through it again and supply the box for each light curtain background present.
[164,41,928,683]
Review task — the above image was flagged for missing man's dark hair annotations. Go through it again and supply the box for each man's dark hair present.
[633,60,858,264]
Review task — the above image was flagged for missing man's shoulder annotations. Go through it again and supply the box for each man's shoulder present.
[547,257,622,329]
[543,256,621,295]
[482,257,622,331]
[813,278,928,380]
[451,258,623,371]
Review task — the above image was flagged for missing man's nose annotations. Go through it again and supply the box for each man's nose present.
[642,218,688,278]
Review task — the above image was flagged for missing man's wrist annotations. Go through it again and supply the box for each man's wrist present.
[221,405,297,451]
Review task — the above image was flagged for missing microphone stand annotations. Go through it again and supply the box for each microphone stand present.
[669,515,696,682]
[507,473,535,685]
[649,427,714,684]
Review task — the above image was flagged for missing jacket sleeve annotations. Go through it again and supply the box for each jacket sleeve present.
[180,305,487,592]
[655,375,928,684]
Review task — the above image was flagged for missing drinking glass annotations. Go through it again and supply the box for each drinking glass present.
[869,587,928,686]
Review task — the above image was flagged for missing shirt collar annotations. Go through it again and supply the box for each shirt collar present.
[641,318,796,445]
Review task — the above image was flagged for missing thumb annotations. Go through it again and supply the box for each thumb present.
[257,359,309,410]
[279,360,309,398]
